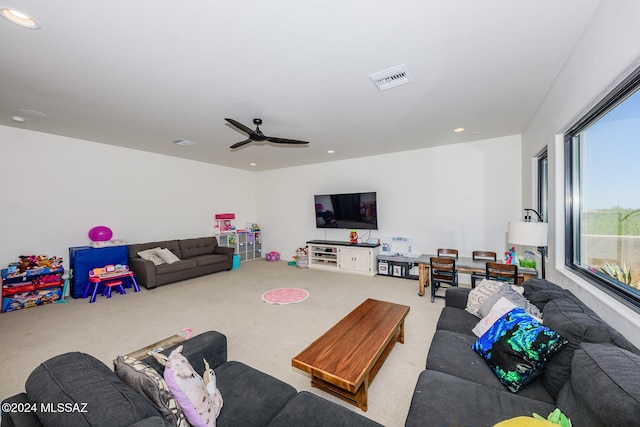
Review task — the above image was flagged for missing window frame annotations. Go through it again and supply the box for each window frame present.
[564,66,640,309]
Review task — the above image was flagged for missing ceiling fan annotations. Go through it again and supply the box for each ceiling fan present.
[224,118,309,149]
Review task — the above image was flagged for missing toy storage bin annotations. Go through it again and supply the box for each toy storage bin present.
[2,286,62,312]
[266,252,280,262]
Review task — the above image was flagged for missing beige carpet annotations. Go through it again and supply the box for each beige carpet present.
[1,261,447,427]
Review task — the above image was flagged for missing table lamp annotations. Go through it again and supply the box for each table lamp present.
[507,209,548,278]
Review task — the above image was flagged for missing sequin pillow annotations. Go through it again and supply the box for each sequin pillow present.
[472,307,567,393]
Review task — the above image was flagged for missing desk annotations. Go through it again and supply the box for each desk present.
[415,254,538,296]
[84,270,139,303]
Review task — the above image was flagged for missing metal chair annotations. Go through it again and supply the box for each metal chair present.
[437,248,459,259]
[471,251,497,288]
[485,262,518,285]
[430,257,458,302]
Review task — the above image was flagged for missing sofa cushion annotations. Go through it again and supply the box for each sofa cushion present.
[405,370,556,427]
[25,352,160,427]
[472,307,566,393]
[427,330,554,403]
[214,361,296,427]
[522,278,572,311]
[114,355,187,427]
[436,306,480,336]
[156,248,181,264]
[179,237,219,259]
[466,280,508,317]
[267,391,383,427]
[541,297,639,399]
[556,343,640,427]
[478,285,541,319]
[156,259,198,274]
[137,248,165,266]
[129,240,182,260]
[473,297,518,337]
[192,254,230,267]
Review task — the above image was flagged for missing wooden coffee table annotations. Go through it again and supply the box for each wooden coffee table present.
[292,298,410,411]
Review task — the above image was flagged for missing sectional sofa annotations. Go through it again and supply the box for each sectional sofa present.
[1,331,382,427]
[405,278,640,426]
[128,237,234,289]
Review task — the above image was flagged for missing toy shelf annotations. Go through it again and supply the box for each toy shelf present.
[1,266,64,313]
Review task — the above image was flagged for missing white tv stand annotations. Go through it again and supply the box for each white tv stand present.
[306,240,380,277]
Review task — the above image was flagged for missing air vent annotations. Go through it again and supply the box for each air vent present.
[369,65,411,91]
[172,139,197,146]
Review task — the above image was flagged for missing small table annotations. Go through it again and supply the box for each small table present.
[84,270,140,302]
[415,254,538,296]
[291,298,410,411]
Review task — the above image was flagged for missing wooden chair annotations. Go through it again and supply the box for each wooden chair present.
[430,257,458,302]
[437,248,459,259]
[471,251,497,288]
[485,262,518,285]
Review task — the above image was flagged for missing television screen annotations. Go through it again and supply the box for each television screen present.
[314,192,378,230]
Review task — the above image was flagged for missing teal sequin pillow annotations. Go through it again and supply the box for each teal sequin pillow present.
[472,306,567,393]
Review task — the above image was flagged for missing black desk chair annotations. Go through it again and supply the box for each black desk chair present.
[485,262,518,285]
[471,251,497,288]
[430,257,458,303]
[437,248,459,259]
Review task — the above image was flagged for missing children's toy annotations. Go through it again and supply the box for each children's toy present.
[350,230,358,244]
[149,345,223,427]
[504,246,519,266]
[266,252,280,262]
[88,225,113,242]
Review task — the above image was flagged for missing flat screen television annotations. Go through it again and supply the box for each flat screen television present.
[314,192,378,230]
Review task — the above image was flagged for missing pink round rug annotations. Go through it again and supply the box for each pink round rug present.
[262,287,309,305]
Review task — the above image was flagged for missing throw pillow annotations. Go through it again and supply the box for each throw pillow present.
[465,279,508,317]
[137,248,165,266]
[479,285,542,319]
[472,297,517,337]
[156,248,181,264]
[472,307,567,393]
[114,355,188,427]
[162,345,222,427]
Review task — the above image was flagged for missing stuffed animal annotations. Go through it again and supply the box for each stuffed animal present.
[150,346,222,427]
[36,255,53,269]
[17,256,37,273]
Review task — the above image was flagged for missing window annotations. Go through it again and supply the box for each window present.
[536,148,548,222]
[565,67,640,307]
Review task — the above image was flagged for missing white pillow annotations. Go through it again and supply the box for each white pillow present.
[156,248,181,264]
[137,248,165,266]
[465,279,507,317]
[472,297,517,337]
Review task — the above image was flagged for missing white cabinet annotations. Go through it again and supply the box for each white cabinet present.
[307,240,379,277]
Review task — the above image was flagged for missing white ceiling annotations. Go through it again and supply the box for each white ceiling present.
[0,1,602,171]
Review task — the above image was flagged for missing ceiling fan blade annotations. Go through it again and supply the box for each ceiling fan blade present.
[230,139,252,149]
[266,137,309,145]
[225,118,255,135]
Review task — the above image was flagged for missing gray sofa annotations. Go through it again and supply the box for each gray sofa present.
[128,237,234,289]
[1,331,382,427]
[405,278,640,426]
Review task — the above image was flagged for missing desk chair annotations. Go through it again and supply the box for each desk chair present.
[437,248,459,259]
[471,251,497,288]
[485,262,518,285]
[430,257,458,303]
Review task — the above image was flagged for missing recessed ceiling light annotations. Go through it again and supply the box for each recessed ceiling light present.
[327,150,335,154]
[18,108,48,117]
[453,127,465,133]
[11,115,25,123]
[1,8,40,29]
[250,163,257,166]
[172,139,197,146]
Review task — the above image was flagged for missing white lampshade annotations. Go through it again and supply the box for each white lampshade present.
[507,221,548,247]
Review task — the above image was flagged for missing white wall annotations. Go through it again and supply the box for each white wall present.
[0,125,256,269]
[255,135,522,263]
[522,0,640,345]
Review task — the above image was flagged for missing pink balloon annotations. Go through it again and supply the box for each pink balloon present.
[88,226,113,242]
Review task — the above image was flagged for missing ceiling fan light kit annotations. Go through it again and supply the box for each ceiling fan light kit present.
[225,118,309,149]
